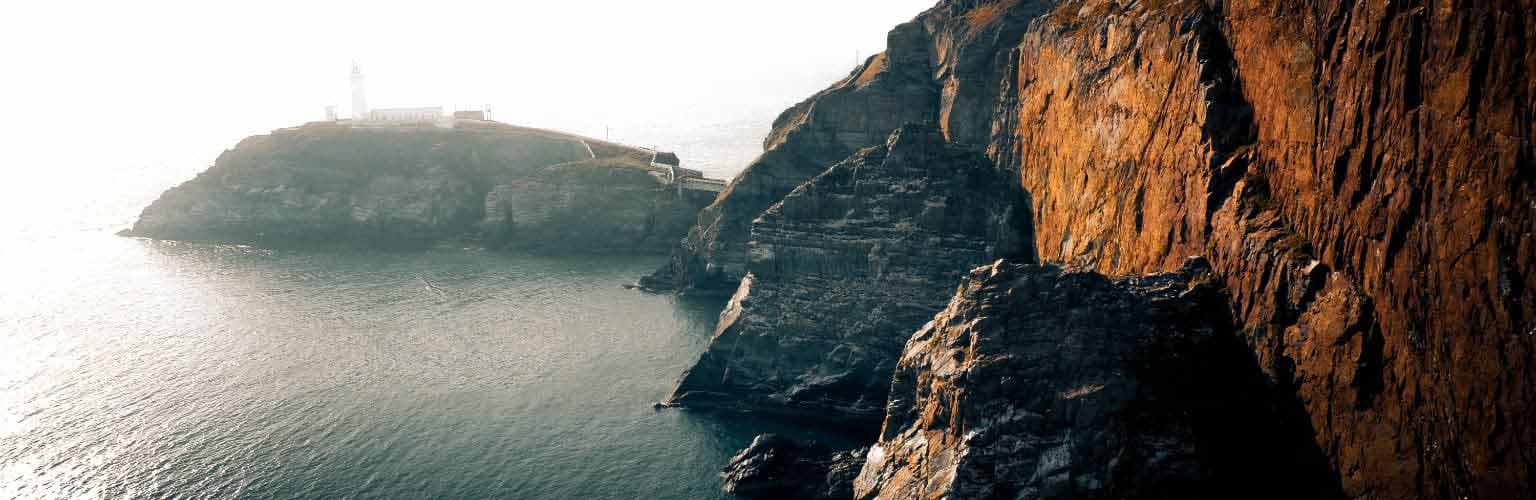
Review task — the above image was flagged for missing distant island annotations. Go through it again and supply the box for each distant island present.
[122,118,726,251]
[125,63,727,252]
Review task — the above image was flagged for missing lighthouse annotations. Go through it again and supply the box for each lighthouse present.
[350,63,368,120]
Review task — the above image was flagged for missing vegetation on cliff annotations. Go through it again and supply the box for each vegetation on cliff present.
[125,121,717,252]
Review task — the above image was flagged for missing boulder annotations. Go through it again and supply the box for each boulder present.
[721,434,867,500]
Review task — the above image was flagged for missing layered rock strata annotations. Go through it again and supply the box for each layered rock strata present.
[640,31,940,290]
[666,125,1028,421]
[643,1,1057,292]
[854,259,1342,499]
[126,122,715,252]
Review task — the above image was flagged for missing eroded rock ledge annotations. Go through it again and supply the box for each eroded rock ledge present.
[124,121,718,252]
[665,125,1029,422]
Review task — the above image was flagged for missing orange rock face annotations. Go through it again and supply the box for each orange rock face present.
[994,0,1252,275]
[1213,3,1536,495]
[987,0,1535,497]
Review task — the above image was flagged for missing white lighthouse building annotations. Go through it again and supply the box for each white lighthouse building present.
[350,63,368,120]
[334,63,485,125]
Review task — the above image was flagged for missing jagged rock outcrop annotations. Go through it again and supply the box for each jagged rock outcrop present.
[639,25,939,291]
[643,1,1056,292]
[125,121,715,251]
[666,125,1028,421]
[721,434,867,500]
[669,0,1531,497]
[853,259,1342,499]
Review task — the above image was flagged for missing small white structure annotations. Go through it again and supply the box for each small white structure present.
[369,107,443,122]
[324,105,338,121]
[453,110,486,121]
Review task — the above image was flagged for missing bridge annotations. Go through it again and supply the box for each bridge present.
[629,146,729,194]
[678,176,727,193]
[576,141,728,194]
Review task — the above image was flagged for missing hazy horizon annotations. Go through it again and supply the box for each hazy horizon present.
[2,0,936,180]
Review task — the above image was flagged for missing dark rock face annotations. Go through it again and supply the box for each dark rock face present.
[644,1,1056,292]
[666,125,1028,422]
[126,122,714,252]
[854,260,1342,500]
[641,24,941,291]
[480,157,718,252]
[721,434,867,500]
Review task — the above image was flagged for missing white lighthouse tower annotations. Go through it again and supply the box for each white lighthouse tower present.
[350,63,368,120]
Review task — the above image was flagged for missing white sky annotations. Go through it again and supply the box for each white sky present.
[0,0,937,177]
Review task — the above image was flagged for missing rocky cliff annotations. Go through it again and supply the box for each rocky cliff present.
[855,259,1342,499]
[992,1,1535,497]
[661,0,1533,498]
[665,125,1028,422]
[642,0,1060,293]
[641,18,946,291]
[125,121,716,252]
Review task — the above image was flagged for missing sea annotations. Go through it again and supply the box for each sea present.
[0,120,850,499]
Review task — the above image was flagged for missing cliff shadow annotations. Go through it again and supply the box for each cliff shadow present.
[1143,287,1349,500]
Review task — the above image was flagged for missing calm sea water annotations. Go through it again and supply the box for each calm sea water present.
[0,146,842,499]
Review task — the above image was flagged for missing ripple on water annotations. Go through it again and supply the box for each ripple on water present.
[0,237,854,499]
